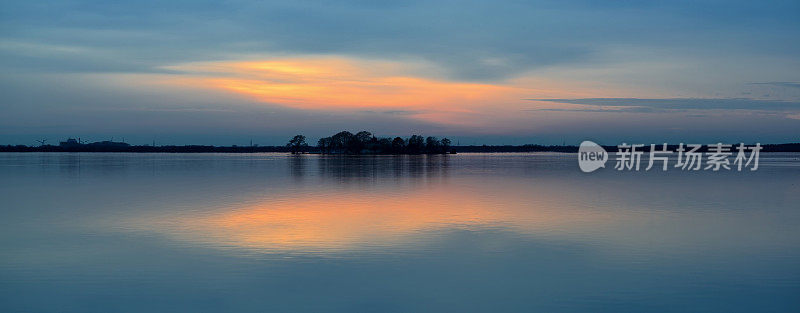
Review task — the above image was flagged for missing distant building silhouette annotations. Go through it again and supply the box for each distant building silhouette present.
[88,140,130,148]
[59,138,82,148]
[59,138,130,149]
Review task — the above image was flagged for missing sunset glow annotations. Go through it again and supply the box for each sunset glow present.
[168,57,523,111]
[155,56,637,129]
[3,0,800,311]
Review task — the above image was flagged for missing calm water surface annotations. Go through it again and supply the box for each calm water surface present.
[1,153,799,312]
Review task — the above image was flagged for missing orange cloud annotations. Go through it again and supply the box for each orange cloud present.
[167,57,520,112]
[159,56,626,129]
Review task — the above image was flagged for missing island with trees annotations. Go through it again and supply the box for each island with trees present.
[287,131,455,154]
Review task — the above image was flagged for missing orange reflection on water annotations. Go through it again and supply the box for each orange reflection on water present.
[128,184,614,253]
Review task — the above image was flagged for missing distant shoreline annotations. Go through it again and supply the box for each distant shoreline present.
[2,143,799,153]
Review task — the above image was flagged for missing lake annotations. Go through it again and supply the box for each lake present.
[1,152,798,312]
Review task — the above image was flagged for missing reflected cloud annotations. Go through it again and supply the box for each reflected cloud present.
[119,182,615,254]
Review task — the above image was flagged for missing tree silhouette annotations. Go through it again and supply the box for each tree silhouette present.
[286,135,308,154]
[391,137,406,153]
[441,138,451,148]
[317,137,332,153]
[308,131,454,154]
[441,138,452,153]
[351,131,373,153]
[407,135,425,154]
[355,131,372,144]
[331,131,354,153]
[425,136,441,153]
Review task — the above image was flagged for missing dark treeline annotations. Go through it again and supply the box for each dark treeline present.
[2,141,799,153]
[290,131,455,154]
[0,144,292,153]
[456,143,800,153]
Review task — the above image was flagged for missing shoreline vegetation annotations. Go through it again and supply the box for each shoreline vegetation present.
[293,131,455,154]
[1,132,799,153]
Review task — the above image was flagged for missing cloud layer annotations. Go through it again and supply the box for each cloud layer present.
[531,98,800,112]
[1,0,799,144]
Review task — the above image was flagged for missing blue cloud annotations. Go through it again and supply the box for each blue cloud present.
[530,98,800,111]
[1,0,798,80]
[749,82,800,89]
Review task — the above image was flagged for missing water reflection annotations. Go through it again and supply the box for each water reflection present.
[314,155,450,184]
[121,181,613,254]
[106,153,800,259]
[1,153,799,312]
[288,155,307,183]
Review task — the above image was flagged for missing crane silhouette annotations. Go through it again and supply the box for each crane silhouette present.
[36,139,47,146]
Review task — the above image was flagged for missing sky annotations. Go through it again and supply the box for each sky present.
[1,0,799,145]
